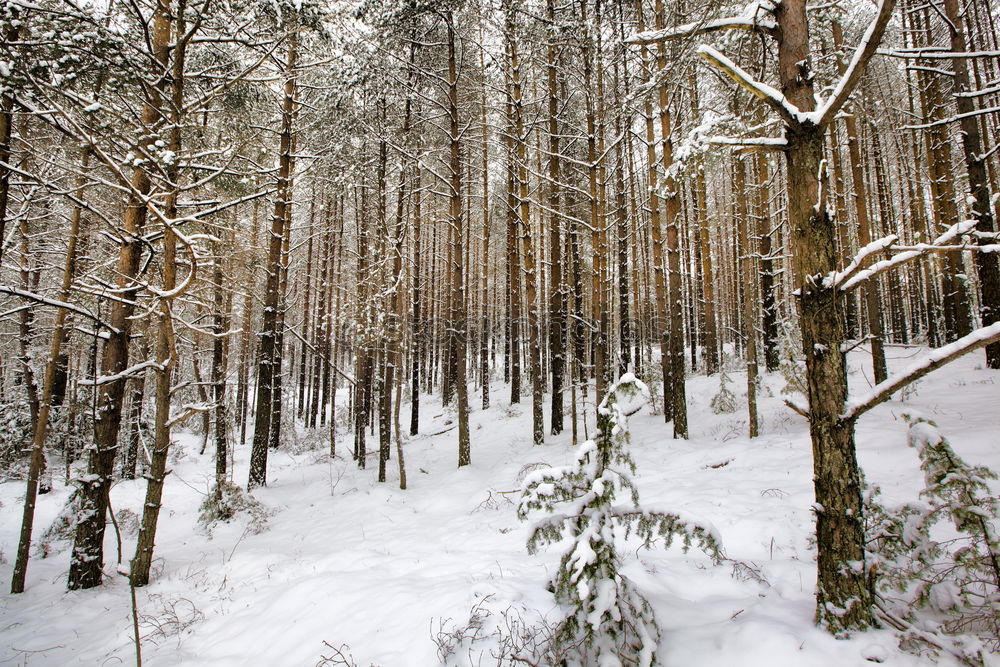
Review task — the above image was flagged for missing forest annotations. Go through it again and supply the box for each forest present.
[0,0,999,663]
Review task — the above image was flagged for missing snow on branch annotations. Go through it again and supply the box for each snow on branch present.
[702,135,788,150]
[78,360,167,387]
[696,45,800,127]
[903,105,1000,131]
[167,403,213,428]
[824,234,898,288]
[879,48,1000,59]
[842,321,1000,422]
[812,0,897,127]
[0,284,119,333]
[626,15,777,45]
[836,220,977,292]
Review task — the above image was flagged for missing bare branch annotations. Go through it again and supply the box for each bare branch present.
[0,284,119,333]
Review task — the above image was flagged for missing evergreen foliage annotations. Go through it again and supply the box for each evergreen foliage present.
[867,416,1000,661]
[710,362,737,414]
[519,374,722,666]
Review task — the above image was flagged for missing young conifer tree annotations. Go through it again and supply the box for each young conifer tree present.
[519,375,721,665]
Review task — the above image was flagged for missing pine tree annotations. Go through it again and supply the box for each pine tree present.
[868,417,1000,658]
[519,375,721,665]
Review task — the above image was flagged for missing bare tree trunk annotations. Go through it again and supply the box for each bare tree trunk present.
[734,159,759,438]
[68,0,171,590]
[506,3,544,445]
[236,200,259,445]
[774,0,874,627]
[754,154,780,372]
[11,144,86,593]
[546,0,565,433]
[212,235,231,501]
[132,0,190,585]
[636,0,671,413]
[249,35,297,489]
[410,171,422,436]
[942,0,1000,368]
[446,14,471,467]
[0,20,18,269]
[655,0,687,437]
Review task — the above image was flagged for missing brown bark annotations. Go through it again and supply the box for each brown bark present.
[132,0,190,586]
[941,0,1000,367]
[249,35,297,488]
[11,144,86,593]
[734,159,759,438]
[446,14,471,467]
[546,0,565,434]
[654,0,687,437]
[68,0,170,591]
[506,3,544,446]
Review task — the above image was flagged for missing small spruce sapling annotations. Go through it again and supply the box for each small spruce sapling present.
[519,374,722,666]
[777,320,807,396]
[710,361,737,414]
[867,416,1000,658]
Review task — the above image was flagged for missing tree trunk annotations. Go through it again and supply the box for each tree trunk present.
[11,144,86,593]
[68,0,171,591]
[249,35,297,489]
[446,14,471,467]
[942,0,1000,367]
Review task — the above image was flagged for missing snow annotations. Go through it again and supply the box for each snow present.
[1,346,998,666]
[695,45,806,127]
[843,321,1000,420]
[838,220,978,293]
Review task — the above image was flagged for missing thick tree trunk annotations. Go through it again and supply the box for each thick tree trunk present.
[776,0,874,631]
[789,124,872,632]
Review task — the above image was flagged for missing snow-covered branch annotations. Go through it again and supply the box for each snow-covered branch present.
[167,403,213,428]
[837,220,977,292]
[812,0,897,127]
[879,48,1000,59]
[703,135,788,150]
[902,105,1000,131]
[0,284,119,333]
[695,46,799,127]
[824,234,898,288]
[842,322,1000,422]
[626,15,777,45]
[78,360,167,387]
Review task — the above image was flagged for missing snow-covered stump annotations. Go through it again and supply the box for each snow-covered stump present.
[519,374,722,666]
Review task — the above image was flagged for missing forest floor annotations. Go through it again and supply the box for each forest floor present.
[0,345,998,666]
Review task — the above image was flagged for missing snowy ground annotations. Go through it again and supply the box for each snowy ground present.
[0,345,997,666]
